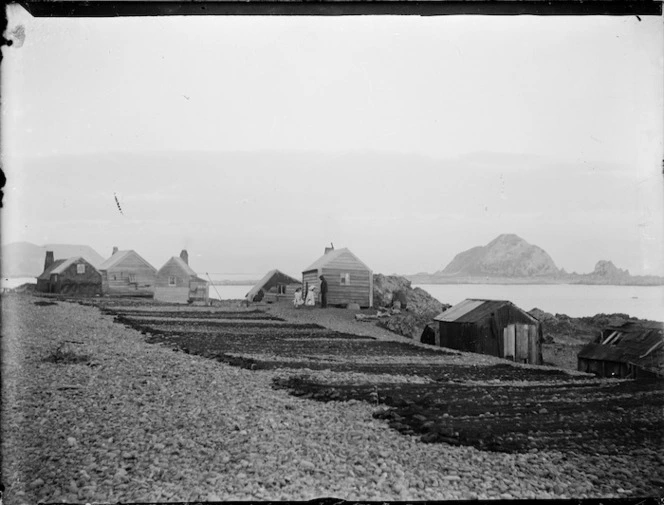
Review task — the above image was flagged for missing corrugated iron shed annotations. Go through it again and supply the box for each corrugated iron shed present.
[578,328,664,367]
[434,299,538,324]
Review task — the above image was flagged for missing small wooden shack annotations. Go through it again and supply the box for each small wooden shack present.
[433,299,543,364]
[302,246,373,308]
[36,251,102,295]
[246,269,301,303]
[98,247,157,297]
[577,322,663,379]
[155,250,209,304]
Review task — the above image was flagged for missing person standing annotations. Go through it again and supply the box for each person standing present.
[319,275,328,308]
[305,285,316,307]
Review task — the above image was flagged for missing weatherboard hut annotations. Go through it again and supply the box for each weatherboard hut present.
[433,299,543,364]
[577,322,663,379]
[155,250,209,304]
[245,269,302,303]
[301,246,373,308]
[98,247,157,297]
[36,251,102,295]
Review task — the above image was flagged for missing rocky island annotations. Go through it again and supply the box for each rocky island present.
[406,234,664,286]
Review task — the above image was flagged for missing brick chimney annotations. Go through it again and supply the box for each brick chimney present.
[324,242,334,255]
[44,251,54,271]
[112,246,119,256]
[180,249,189,265]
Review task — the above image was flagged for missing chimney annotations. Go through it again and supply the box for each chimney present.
[112,246,119,256]
[44,251,54,271]
[180,249,189,265]
[324,242,334,255]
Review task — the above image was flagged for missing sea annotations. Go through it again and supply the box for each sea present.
[4,276,662,321]
[207,283,664,321]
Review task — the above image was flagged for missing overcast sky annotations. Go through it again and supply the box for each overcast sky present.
[2,6,663,278]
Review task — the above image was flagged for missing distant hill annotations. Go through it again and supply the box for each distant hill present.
[405,234,664,286]
[1,242,105,277]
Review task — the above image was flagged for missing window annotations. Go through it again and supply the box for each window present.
[128,274,136,283]
[169,276,177,286]
[76,264,85,274]
[340,273,350,285]
[277,284,286,295]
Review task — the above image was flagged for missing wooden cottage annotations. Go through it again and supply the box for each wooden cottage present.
[245,269,301,303]
[36,251,102,295]
[98,247,157,297]
[433,299,543,364]
[577,322,663,379]
[155,250,209,304]
[302,246,373,308]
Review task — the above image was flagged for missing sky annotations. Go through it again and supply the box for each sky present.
[2,6,663,278]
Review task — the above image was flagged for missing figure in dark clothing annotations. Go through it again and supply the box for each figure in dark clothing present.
[319,275,328,308]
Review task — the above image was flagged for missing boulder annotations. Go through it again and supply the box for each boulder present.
[373,273,451,339]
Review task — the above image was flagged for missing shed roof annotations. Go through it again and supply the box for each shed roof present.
[246,269,301,300]
[98,250,156,272]
[303,248,371,273]
[578,329,664,374]
[434,298,537,324]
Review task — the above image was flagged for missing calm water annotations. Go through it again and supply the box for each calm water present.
[4,276,661,321]
[2,277,37,289]
[209,283,663,321]
[416,284,663,321]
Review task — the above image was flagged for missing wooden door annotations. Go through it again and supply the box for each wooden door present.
[528,325,539,364]
[503,324,516,361]
[515,324,530,363]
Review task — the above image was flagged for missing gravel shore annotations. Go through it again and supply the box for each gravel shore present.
[2,296,662,503]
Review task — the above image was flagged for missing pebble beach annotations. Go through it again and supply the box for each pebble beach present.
[2,295,663,504]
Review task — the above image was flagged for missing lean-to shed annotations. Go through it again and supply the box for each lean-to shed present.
[36,251,102,295]
[433,299,543,364]
[577,322,663,379]
[246,269,301,303]
[302,246,373,308]
[98,247,157,297]
[155,250,209,304]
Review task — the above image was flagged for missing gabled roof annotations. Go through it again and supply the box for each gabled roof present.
[37,257,98,280]
[98,250,156,272]
[303,247,371,273]
[38,259,68,280]
[246,269,301,300]
[159,256,197,277]
[434,298,537,324]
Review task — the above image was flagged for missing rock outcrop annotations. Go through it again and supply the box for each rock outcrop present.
[373,274,450,339]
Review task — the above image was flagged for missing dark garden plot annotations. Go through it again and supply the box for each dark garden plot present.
[101,308,285,321]
[138,324,376,340]
[140,328,447,359]
[273,375,664,455]
[115,315,323,330]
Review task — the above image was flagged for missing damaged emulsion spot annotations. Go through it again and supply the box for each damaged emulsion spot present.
[3,25,26,49]
[114,193,124,215]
